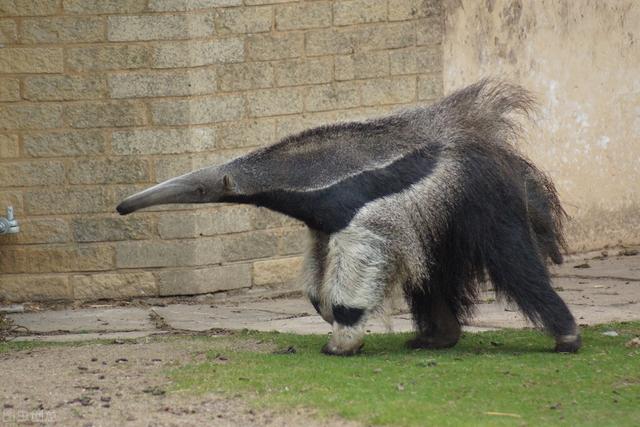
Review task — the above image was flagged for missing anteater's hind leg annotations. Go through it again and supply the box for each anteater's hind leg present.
[405,285,461,349]
[487,222,581,353]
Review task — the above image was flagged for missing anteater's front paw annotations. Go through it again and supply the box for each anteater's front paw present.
[321,341,363,356]
[554,334,582,353]
[322,322,365,356]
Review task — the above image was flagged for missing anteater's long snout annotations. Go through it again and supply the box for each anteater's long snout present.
[116,166,229,215]
[116,180,189,215]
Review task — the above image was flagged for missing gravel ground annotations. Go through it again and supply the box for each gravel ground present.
[0,338,357,427]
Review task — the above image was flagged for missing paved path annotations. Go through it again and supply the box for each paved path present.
[4,251,640,342]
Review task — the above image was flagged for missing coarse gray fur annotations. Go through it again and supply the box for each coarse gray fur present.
[117,79,580,355]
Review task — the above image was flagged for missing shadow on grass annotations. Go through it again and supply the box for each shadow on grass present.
[255,321,640,357]
[255,328,561,358]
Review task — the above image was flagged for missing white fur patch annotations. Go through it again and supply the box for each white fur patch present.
[320,225,390,311]
[351,158,461,289]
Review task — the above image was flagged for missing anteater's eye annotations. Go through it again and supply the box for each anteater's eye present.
[196,185,206,196]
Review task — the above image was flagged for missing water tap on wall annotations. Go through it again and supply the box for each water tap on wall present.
[0,206,20,235]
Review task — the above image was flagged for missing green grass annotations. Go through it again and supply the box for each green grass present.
[0,340,54,353]
[170,323,640,426]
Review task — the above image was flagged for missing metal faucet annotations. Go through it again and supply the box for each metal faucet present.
[0,206,20,235]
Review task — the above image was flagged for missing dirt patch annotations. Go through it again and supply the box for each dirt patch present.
[0,339,356,426]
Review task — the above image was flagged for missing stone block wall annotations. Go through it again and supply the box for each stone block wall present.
[0,0,443,301]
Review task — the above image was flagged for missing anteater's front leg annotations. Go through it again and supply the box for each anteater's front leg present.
[302,229,332,322]
[319,226,390,356]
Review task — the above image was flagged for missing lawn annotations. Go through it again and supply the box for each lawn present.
[170,323,640,426]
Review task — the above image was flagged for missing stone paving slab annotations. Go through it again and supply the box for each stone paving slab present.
[5,253,640,341]
[148,298,620,335]
[552,254,640,281]
[151,304,499,335]
[571,302,640,325]
[239,314,496,335]
[12,330,167,343]
[8,307,154,334]
[230,298,318,316]
[553,277,640,306]
[151,304,307,332]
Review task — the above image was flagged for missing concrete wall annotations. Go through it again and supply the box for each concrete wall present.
[0,0,444,302]
[443,0,640,251]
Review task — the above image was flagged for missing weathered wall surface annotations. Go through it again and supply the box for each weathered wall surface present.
[0,0,443,301]
[443,0,640,251]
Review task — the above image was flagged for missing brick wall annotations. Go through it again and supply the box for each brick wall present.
[0,0,443,302]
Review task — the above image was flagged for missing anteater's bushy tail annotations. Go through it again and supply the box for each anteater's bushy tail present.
[438,78,536,145]
[440,79,566,264]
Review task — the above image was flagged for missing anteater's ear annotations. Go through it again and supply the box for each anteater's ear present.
[223,174,236,194]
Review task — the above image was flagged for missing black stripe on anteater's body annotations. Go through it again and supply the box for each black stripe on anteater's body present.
[117,80,581,355]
